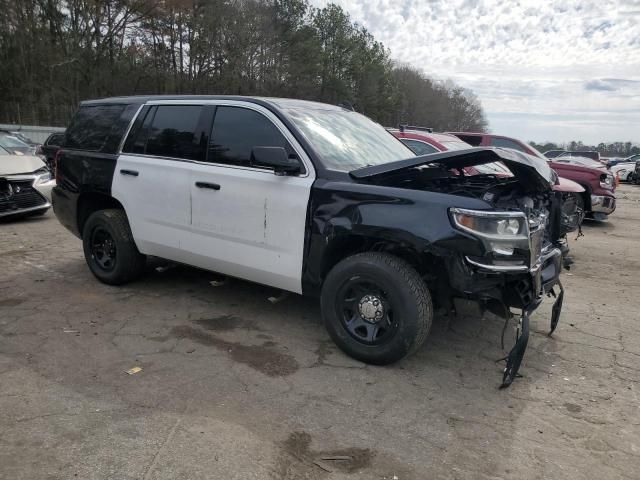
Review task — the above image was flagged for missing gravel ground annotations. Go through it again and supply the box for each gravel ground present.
[1,184,639,480]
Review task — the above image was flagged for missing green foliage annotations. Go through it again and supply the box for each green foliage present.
[0,0,488,131]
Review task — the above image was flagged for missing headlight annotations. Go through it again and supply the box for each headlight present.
[600,173,614,189]
[450,208,529,256]
[33,167,52,185]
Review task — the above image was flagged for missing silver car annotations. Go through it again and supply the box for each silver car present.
[1,148,55,219]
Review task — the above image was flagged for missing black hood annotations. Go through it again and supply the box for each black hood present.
[350,147,555,191]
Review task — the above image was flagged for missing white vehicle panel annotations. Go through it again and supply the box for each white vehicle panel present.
[113,99,316,293]
[187,162,313,293]
[611,162,636,181]
[112,155,191,257]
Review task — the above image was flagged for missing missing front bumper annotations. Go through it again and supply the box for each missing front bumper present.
[499,280,564,388]
[462,248,564,388]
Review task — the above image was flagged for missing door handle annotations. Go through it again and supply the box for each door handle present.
[195,181,221,191]
[120,169,139,177]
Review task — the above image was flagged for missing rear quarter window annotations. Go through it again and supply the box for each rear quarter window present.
[65,104,127,152]
[490,137,527,152]
[400,139,438,155]
[454,134,482,146]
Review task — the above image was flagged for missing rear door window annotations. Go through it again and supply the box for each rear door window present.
[145,105,207,161]
[123,106,155,154]
[400,139,438,155]
[65,105,126,151]
[490,137,527,152]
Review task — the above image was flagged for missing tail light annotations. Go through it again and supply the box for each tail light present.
[54,149,63,183]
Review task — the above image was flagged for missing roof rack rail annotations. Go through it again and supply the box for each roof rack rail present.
[399,124,433,133]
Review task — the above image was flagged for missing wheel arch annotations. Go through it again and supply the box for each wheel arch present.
[77,192,126,238]
[306,231,442,297]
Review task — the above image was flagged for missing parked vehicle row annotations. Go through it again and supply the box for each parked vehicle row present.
[545,149,640,182]
[443,132,618,221]
[390,127,585,235]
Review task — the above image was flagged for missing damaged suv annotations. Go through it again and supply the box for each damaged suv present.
[52,96,565,387]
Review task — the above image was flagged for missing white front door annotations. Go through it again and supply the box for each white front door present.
[183,103,315,293]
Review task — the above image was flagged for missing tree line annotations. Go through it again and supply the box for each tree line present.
[530,140,639,158]
[0,0,488,132]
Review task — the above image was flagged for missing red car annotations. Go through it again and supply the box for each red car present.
[448,132,614,220]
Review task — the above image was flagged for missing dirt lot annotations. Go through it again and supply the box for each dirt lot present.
[1,185,639,480]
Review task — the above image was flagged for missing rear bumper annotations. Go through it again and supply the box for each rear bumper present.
[52,186,81,237]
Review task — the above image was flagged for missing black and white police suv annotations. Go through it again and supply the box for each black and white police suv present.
[52,96,566,387]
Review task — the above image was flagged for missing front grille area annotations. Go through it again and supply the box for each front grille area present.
[529,227,545,267]
[0,179,47,215]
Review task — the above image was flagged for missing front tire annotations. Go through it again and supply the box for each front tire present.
[321,252,433,365]
[82,209,146,285]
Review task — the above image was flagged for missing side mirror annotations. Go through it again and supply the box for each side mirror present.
[251,146,301,175]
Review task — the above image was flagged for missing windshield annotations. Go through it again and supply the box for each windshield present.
[0,135,30,149]
[284,108,414,171]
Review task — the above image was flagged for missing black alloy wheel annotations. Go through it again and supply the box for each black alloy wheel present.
[321,252,433,365]
[82,209,146,285]
[337,276,398,346]
[90,226,117,272]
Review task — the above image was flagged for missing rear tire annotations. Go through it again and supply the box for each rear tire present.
[321,252,432,365]
[82,209,146,285]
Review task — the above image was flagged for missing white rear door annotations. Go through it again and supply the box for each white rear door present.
[112,104,209,259]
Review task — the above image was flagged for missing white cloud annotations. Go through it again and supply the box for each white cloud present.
[310,0,640,143]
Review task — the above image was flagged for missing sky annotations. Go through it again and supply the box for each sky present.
[311,0,640,144]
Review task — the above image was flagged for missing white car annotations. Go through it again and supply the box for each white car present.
[610,162,637,182]
[0,149,55,219]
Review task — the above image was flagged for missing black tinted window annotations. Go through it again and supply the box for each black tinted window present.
[65,105,125,151]
[123,106,154,154]
[209,106,294,168]
[400,139,438,155]
[146,105,205,161]
[491,137,526,152]
[455,134,482,146]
